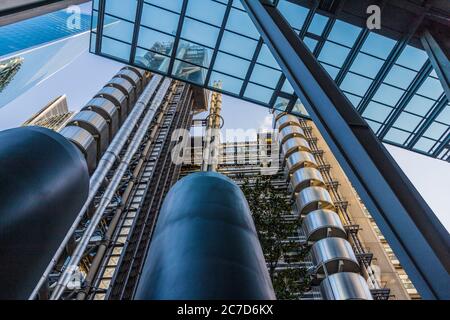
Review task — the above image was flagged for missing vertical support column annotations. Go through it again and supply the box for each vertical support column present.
[420,22,450,101]
[240,0,450,299]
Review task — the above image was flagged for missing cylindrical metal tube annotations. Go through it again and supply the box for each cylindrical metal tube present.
[281,136,311,157]
[0,127,89,300]
[285,150,318,172]
[295,186,335,216]
[320,272,373,300]
[279,125,306,144]
[276,114,300,130]
[310,237,360,276]
[49,78,172,300]
[29,74,162,300]
[302,209,347,242]
[135,172,275,300]
[290,166,325,193]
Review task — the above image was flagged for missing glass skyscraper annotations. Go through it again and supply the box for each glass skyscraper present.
[0,9,91,57]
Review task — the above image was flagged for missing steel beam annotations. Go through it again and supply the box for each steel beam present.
[421,23,450,101]
[241,0,450,300]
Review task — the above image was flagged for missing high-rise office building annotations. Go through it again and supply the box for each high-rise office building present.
[22,95,74,131]
[0,6,91,57]
[179,111,418,300]
[0,56,23,92]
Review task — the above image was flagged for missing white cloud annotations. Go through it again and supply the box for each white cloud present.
[258,114,273,132]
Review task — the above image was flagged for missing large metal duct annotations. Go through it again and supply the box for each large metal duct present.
[134,172,275,300]
[320,272,373,300]
[276,114,301,130]
[60,126,97,174]
[290,167,325,193]
[106,77,136,113]
[302,209,347,242]
[279,125,306,144]
[126,66,149,87]
[282,136,311,157]
[310,237,360,276]
[67,110,110,159]
[286,150,318,173]
[295,186,335,216]
[95,87,129,124]
[82,98,120,139]
[117,67,143,93]
[0,126,89,299]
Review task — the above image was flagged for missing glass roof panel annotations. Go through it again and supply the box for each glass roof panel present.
[92,0,449,160]
[361,32,396,59]
[277,0,309,30]
[307,14,329,36]
[137,27,175,53]
[384,65,417,89]
[244,83,274,103]
[141,4,179,35]
[181,18,220,48]
[145,0,184,13]
[226,7,260,40]
[249,64,282,88]
[328,20,362,47]
[209,71,243,94]
[219,31,258,60]
[186,0,226,27]
[102,16,134,43]
[105,0,137,21]
[257,44,280,70]
[213,51,250,79]
[350,53,384,78]
[318,41,351,68]
[417,77,444,100]
[396,45,429,71]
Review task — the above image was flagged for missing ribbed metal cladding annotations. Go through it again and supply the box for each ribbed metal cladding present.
[60,126,97,174]
[290,167,325,193]
[117,68,142,93]
[285,150,318,173]
[282,136,311,157]
[302,209,347,242]
[67,110,110,159]
[320,272,373,300]
[295,186,335,216]
[276,114,301,130]
[311,237,360,276]
[277,112,372,300]
[95,87,129,124]
[82,98,120,139]
[106,77,136,113]
[279,125,306,144]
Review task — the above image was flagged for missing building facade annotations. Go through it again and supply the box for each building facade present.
[179,112,418,300]
[0,6,91,57]
[0,56,23,93]
[22,95,74,131]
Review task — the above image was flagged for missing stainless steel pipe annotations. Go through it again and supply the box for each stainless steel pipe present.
[29,75,163,300]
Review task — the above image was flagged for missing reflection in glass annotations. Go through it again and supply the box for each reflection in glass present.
[138,27,174,54]
[135,48,170,73]
[101,36,131,61]
[172,59,207,85]
[209,71,243,94]
[177,40,212,68]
